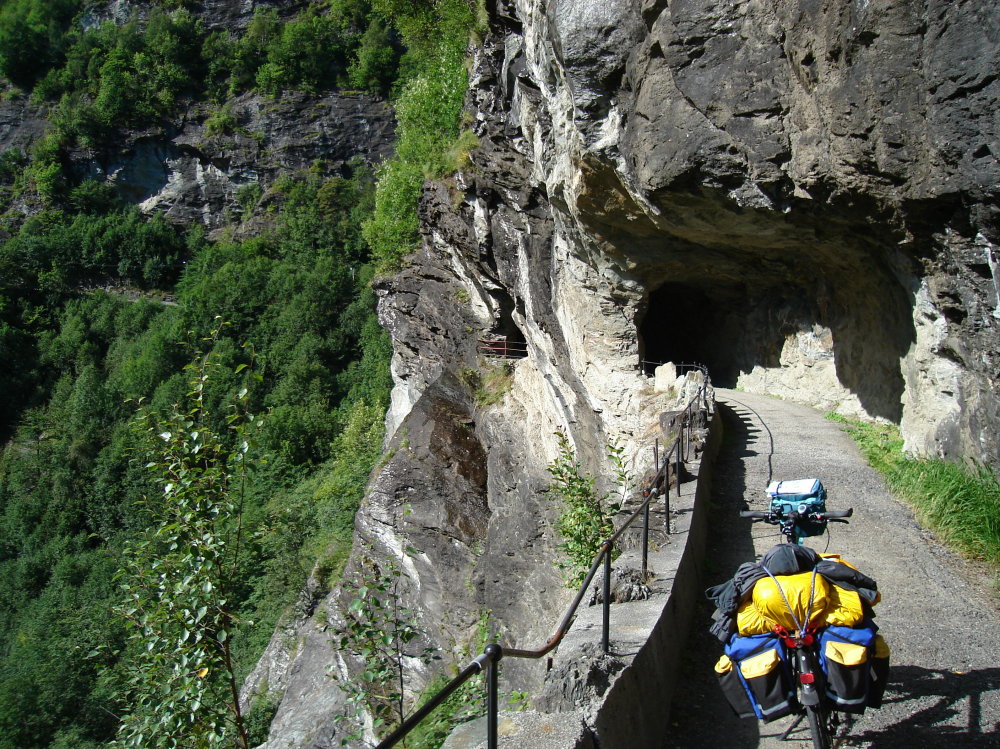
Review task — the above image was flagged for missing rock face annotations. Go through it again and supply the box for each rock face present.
[257,0,999,745]
[3,1,394,240]
[84,0,308,31]
[76,90,395,236]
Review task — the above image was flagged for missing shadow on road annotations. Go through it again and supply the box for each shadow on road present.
[846,664,1000,748]
[664,400,770,747]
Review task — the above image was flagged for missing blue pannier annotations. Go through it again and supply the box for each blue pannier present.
[817,623,887,713]
[722,633,796,722]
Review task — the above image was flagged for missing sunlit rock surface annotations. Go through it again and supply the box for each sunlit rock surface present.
[198,1,999,745]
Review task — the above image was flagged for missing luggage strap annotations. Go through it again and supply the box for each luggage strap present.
[763,565,819,638]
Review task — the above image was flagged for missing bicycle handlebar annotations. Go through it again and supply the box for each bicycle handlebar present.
[738,508,854,520]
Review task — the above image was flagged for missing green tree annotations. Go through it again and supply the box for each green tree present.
[336,550,437,743]
[547,432,621,586]
[348,19,400,94]
[0,0,80,88]
[110,324,262,748]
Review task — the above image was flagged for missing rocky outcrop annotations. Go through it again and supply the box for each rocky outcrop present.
[0,91,48,154]
[515,0,999,461]
[76,90,394,236]
[255,0,1000,745]
[83,0,308,31]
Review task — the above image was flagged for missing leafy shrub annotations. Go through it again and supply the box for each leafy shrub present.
[547,432,619,586]
[364,0,481,272]
[110,330,261,748]
[68,179,119,213]
[0,149,27,182]
[336,550,438,740]
[348,18,401,94]
[254,10,349,96]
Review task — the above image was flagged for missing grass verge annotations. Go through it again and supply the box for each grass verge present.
[829,415,1000,583]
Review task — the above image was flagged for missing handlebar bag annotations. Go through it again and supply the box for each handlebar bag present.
[723,633,796,722]
[766,478,827,537]
[818,623,880,713]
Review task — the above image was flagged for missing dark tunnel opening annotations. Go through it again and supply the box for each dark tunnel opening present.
[636,269,912,422]
[638,282,742,385]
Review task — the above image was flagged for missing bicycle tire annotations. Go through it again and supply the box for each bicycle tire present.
[805,704,832,749]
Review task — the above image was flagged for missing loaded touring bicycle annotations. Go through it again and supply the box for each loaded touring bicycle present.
[707,479,890,749]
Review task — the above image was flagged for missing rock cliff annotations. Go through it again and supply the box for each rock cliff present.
[252,0,999,745]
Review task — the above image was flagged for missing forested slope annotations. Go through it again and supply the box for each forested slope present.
[0,1,474,746]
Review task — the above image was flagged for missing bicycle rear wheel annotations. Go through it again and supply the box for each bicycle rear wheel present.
[804,704,832,749]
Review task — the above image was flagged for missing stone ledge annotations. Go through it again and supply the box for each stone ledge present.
[443,711,595,749]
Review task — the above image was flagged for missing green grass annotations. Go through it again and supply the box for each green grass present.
[364,0,484,274]
[829,415,1000,575]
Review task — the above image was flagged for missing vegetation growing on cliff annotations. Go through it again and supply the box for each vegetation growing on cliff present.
[0,162,390,748]
[363,0,484,272]
[547,432,625,586]
[0,0,403,212]
[112,331,261,749]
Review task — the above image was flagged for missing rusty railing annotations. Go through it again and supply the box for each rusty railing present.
[478,338,529,359]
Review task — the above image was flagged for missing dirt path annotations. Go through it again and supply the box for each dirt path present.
[665,389,1000,748]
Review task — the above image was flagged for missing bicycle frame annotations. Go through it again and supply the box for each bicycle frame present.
[777,630,835,749]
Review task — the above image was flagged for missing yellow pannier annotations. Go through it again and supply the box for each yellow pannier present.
[739,648,781,679]
[824,639,869,666]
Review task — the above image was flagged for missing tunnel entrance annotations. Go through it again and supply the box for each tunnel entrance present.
[638,283,742,385]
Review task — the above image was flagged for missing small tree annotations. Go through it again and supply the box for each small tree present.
[335,548,437,745]
[110,322,263,748]
[547,431,629,586]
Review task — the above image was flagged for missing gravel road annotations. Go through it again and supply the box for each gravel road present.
[665,389,1000,748]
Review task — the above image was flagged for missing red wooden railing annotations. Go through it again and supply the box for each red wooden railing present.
[477,338,529,359]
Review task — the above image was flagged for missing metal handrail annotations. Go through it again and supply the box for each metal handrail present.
[478,338,529,359]
[376,364,711,749]
[376,645,502,749]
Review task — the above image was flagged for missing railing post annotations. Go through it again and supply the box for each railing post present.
[602,543,612,653]
[664,445,672,535]
[675,440,682,499]
[687,408,693,460]
[641,498,650,577]
[485,643,503,749]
